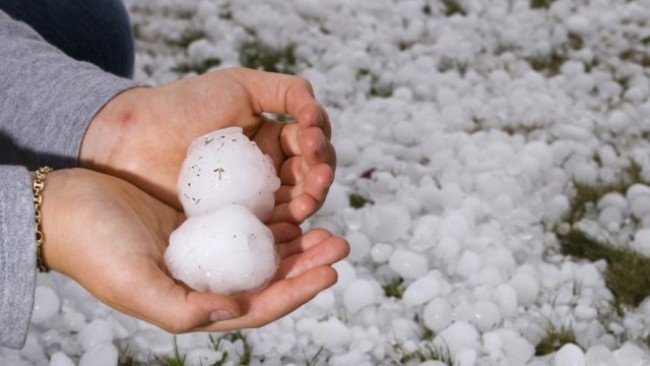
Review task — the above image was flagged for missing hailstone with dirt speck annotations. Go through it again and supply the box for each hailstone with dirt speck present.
[165,127,281,294]
[177,127,281,222]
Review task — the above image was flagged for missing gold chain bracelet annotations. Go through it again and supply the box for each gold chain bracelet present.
[33,166,53,273]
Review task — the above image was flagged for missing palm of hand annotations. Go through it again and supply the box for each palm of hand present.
[42,168,347,333]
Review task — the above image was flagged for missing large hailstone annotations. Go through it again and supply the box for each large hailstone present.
[178,127,281,222]
[165,204,279,294]
[165,127,281,294]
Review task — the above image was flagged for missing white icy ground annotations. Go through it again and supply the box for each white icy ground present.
[3,0,650,365]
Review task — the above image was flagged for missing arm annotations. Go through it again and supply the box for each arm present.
[0,166,35,349]
[0,10,137,349]
[0,9,139,169]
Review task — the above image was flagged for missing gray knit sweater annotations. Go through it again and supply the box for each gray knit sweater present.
[0,10,138,349]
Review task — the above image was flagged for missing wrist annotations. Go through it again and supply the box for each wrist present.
[79,87,148,169]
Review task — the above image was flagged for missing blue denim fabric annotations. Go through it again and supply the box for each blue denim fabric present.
[0,0,134,78]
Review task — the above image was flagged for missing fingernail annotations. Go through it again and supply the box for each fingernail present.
[316,105,326,126]
[210,310,235,322]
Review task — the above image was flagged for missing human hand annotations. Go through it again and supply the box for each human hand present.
[80,68,335,235]
[40,168,349,333]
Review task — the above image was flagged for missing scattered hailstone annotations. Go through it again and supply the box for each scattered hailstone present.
[165,127,281,294]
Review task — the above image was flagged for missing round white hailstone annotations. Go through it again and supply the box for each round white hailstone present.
[477,266,504,287]
[392,86,414,102]
[472,300,502,332]
[613,342,648,365]
[420,361,448,366]
[423,298,453,332]
[456,348,478,366]
[331,260,357,293]
[184,348,223,366]
[457,250,482,278]
[311,317,351,350]
[545,195,570,222]
[370,242,394,263]
[632,229,650,256]
[391,121,417,145]
[31,286,60,324]
[390,318,421,341]
[598,206,623,231]
[433,321,480,353]
[308,288,335,310]
[368,202,411,242]
[554,343,585,366]
[494,283,519,318]
[410,215,441,250]
[509,273,540,306]
[482,331,503,354]
[78,319,113,352]
[630,194,650,219]
[606,110,630,133]
[49,352,75,366]
[79,344,118,366]
[585,345,617,366]
[440,212,471,240]
[566,15,591,35]
[437,236,460,262]
[388,249,428,279]
[177,127,280,221]
[63,311,86,332]
[319,181,347,215]
[346,231,372,262]
[598,192,628,212]
[334,138,358,166]
[343,279,379,314]
[165,204,278,294]
[403,275,440,307]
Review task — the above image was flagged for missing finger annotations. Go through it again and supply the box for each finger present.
[268,194,318,224]
[268,222,303,243]
[277,164,333,208]
[200,265,339,331]
[281,125,334,165]
[104,261,242,333]
[277,228,333,259]
[275,235,350,279]
[231,68,319,122]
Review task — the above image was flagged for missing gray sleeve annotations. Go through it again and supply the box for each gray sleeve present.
[0,166,36,349]
[0,9,141,169]
[0,11,145,349]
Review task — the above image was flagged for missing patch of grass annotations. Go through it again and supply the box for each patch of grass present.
[156,337,185,366]
[393,341,454,366]
[210,331,252,365]
[171,57,222,74]
[535,323,579,356]
[442,0,466,16]
[558,229,650,309]
[118,347,143,366]
[563,160,648,225]
[382,276,405,299]
[349,193,374,209]
[303,345,325,366]
[526,50,568,76]
[239,41,299,74]
[530,0,557,9]
[167,28,207,49]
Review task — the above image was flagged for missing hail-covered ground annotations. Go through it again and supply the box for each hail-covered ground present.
[3,0,650,365]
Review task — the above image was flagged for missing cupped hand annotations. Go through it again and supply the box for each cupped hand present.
[80,68,336,233]
[40,168,349,333]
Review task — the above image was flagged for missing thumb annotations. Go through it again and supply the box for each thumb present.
[111,262,242,333]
